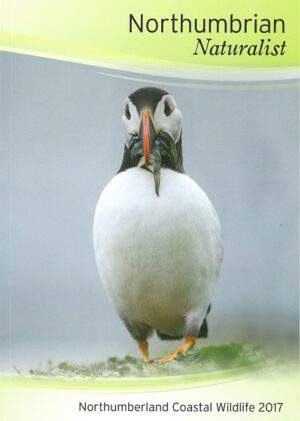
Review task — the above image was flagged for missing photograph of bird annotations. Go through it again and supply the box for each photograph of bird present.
[93,87,223,363]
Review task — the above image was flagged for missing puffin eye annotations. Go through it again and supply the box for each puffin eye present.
[164,99,174,117]
[125,104,131,120]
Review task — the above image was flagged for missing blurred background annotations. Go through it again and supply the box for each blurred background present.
[0,52,298,372]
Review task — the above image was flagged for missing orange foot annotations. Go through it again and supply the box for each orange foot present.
[157,336,196,363]
[138,339,150,363]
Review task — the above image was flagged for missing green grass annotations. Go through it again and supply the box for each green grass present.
[29,342,271,378]
[0,342,278,392]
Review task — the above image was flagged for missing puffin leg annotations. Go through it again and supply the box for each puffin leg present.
[137,339,150,363]
[157,336,196,363]
[120,315,153,362]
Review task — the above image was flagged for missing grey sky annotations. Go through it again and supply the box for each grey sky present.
[0,52,298,372]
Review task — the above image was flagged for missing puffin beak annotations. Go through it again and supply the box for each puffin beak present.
[139,111,157,165]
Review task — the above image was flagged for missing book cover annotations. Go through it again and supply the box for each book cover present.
[0,1,299,420]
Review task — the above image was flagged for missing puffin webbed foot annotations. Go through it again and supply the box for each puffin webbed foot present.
[157,336,196,363]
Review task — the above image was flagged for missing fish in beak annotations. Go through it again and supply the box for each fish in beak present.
[128,111,178,197]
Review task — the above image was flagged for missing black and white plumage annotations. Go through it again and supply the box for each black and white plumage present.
[93,87,223,362]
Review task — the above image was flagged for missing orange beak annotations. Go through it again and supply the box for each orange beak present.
[139,111,156,165]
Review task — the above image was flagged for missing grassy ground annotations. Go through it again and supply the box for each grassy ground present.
[28,342,272,378]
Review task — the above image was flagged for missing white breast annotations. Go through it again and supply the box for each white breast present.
[93,168,223,336]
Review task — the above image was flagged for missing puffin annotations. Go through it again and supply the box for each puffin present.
[93,87,223,363]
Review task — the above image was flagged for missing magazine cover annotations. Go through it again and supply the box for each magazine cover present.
[0,1,299,420]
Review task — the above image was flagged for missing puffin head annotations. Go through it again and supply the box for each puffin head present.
[119,87,184,195]
[122,87,183,164]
